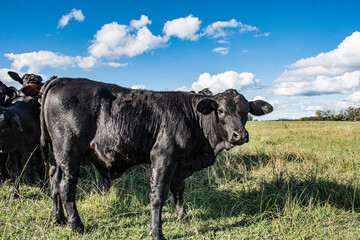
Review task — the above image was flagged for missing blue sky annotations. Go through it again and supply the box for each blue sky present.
[1,0,360,120]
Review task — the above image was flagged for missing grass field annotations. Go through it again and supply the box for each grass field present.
[1,121,359,239]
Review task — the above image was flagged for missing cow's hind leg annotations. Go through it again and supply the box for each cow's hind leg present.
[50,162,66,225]
[170,170,186,220]
[55,151,84,233]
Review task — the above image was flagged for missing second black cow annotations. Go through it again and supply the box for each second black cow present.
[41,78,273,239]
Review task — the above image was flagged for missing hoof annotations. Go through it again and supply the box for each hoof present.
[176,207,187,220]
[69,221,84,234]
[149,228,166,240]
[53,216,67,226]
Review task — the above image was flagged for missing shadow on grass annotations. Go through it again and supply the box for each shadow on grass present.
[166,171,359,238]
[186,171,360,219]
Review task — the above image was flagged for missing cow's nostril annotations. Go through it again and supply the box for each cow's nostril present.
[233,132,239,139]
[232,131,242,141]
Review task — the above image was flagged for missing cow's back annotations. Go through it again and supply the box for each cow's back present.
[42,78,203,169]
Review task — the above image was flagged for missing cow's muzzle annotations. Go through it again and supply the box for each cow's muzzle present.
[229,130,249,145]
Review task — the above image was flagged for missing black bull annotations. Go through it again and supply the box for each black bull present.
[41,78,273,239]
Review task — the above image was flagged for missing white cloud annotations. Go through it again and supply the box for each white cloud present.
[273,31,360,96]
[131,84,146,90]
[4,51,125,73]
[130,15,151,29]
[204,19,258,38]
[190,71,257,94]
[5,51,75,73]
[75,56,98,69]
[345,91,360,106]
[217,40,229,44]
[253,32,270,38]
[273,71,360,96]
[212,47,229,55]
[58,9,85,28]
[163,15,201,40]
[89,17,167,59]
[105,62,128,68]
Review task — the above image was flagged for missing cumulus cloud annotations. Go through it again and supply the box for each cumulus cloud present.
[131,84,146,90]
[189,71,258,94]
[273,31,360,96]
[58,9,85,28]
[203,19,258,38]
[4,15,263,75]
[4,51,126,73]
[89,17,167,59]
[105,62,128,68]
[88,15,262,59]
[212,47,229,55]
[5,51,75,73]
[253,32,270,38]
[130,15,151,29]
[344,91,360,106]
[163,15,201,40]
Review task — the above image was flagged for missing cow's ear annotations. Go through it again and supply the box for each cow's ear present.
[11,114,23,132]
[249,100,273,116]
[8,71,23,85]
[197,99,218,115]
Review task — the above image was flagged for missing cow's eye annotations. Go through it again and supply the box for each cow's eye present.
[218,109,226,116]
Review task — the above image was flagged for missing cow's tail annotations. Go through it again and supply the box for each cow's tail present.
[39,78,63,165]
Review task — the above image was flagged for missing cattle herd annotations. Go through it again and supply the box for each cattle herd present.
[0,72,273,240]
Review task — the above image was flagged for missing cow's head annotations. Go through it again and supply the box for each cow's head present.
[8,71,43,87]
[8,71,43,98]
[196,89,272,148]
[197,88,213,96]
[0,107,23,152]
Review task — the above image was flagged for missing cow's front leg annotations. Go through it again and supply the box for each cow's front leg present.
[149,154,178,240]
[170,170,186,220]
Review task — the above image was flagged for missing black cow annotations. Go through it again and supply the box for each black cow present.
[8,71,44,99]
[0,96,45,186]
[0,81,19,182]
[41,78,272,239]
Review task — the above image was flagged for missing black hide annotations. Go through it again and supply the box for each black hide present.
[0,96,44,184]
[41,77,273,239]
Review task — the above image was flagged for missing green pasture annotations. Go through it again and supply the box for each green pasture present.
[1,121,359,239]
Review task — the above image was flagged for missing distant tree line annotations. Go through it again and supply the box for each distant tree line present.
[300,106,360,121]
